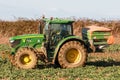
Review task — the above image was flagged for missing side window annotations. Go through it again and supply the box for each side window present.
[43,22,49,34]
[45,23,49,30]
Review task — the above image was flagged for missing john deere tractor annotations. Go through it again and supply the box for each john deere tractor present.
[9,18,114,69]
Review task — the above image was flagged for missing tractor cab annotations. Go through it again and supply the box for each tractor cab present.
[42,18,74,49]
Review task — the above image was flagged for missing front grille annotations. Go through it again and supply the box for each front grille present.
[11,40,21,48]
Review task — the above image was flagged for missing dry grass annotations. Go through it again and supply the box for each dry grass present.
[0,19,39,37]
[0,18,120,44]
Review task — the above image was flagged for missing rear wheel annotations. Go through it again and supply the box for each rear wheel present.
[58,41,87,68]
[14,48,37,69]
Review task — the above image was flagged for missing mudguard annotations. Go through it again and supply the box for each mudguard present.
[53,35,85,63]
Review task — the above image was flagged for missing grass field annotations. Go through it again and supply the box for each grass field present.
[1,55,120,80]
[0,44,120,80]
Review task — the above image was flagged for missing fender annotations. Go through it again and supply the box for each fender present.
[53,35,85,63]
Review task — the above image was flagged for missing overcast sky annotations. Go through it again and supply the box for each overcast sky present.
[0,0,120,20]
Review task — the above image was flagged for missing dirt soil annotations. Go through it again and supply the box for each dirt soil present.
[114,35,120,44]
[0,34,9,44]
[89,52,120,61]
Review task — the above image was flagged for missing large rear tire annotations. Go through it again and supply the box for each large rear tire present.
[14,48,38,69]
[58,41,87,68]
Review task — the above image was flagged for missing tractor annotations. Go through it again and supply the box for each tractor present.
[9,17,114,69]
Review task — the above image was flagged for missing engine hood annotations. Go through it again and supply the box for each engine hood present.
[10,34,44,40]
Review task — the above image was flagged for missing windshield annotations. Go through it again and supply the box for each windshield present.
[43,23,72,35]
[50,23,72,35]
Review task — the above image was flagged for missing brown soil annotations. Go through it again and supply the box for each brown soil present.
[114,35,120,44]
[89,52,120,61]
[0,34,9,44]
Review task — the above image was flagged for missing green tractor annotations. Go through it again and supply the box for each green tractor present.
[9,18,114,69]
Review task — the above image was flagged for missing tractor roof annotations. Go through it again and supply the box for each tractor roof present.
[43,18,74,24]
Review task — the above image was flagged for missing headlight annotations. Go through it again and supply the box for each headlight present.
[93,36,96,39]
[9,39,21,48]
[10,40,14,43]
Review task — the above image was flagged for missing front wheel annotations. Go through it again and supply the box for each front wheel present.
[58,41,87,68]
[14,48,38,69]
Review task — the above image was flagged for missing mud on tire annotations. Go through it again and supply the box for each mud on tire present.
[14,47,38,69]
[58,41,87,68]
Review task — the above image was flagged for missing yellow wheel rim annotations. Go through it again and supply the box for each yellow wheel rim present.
[20,54,31,65]
[66,48,81,63]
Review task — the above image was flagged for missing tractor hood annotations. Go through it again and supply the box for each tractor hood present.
[10,34,44,40]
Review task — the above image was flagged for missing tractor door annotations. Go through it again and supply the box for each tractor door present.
[43,22,73,60]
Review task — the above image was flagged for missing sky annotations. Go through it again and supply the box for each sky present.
[0,0,120,20]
